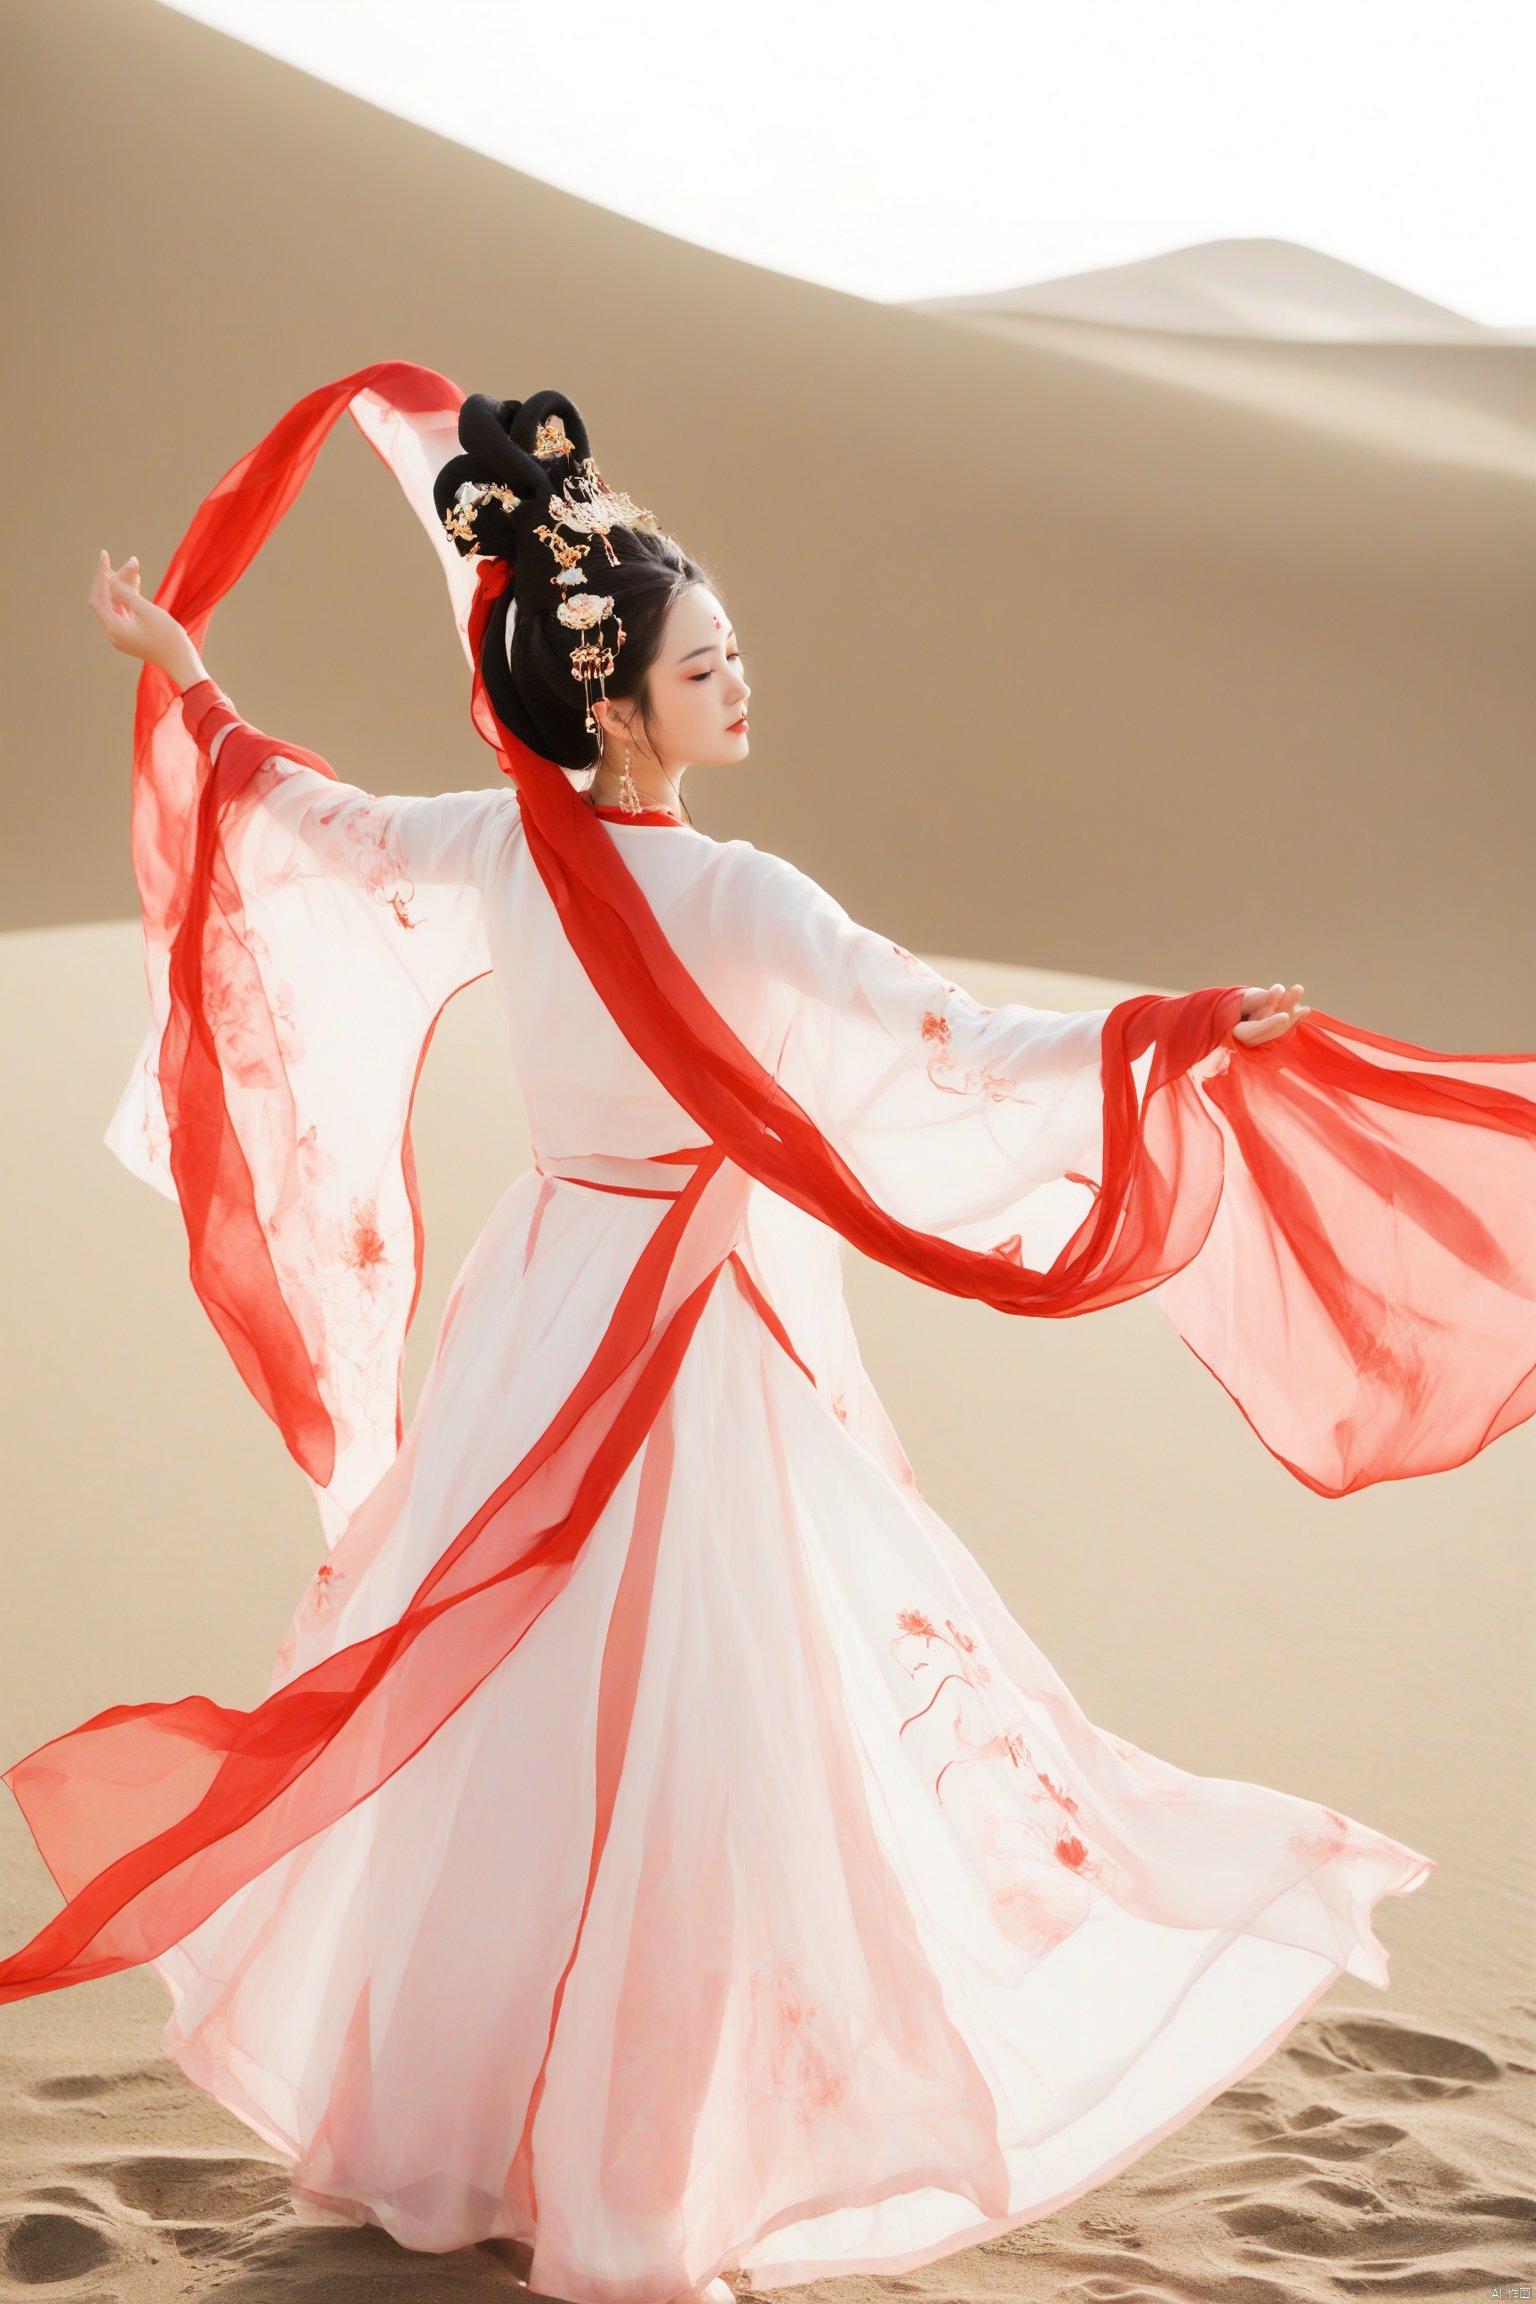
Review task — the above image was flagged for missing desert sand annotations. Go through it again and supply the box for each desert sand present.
[2,0,1533,2296]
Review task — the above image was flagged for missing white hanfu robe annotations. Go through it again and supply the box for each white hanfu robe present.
[94,725,1431,2300]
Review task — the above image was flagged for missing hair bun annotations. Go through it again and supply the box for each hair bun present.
[435,384,703,777]
[431,390,593,574]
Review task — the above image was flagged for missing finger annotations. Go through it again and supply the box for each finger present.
[1234,1011,1289,1047]
[88,565,127,625]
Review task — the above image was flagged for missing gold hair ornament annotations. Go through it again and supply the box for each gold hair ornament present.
[532,412,578,460]
[442,478,521,549]
[555,591,616,631]
[540,455,660,737]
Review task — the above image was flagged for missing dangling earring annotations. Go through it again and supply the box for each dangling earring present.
[618,738,641,815]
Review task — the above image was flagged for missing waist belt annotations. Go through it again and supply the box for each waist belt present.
[532,1146,715,1201]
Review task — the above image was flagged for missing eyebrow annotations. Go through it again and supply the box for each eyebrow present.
[677,634,736,662]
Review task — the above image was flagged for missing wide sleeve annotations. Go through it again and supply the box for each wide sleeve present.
[732,842,1134,1275]
[105,677,517,1541]
[726,842,1536,1498]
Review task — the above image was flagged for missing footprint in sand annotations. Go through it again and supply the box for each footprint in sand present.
[92,2152,292,2226]
[1,2206,120,2285]
[1078,2209,1142,2245]
[1295,2015,1503,2099]
[28,2064,180,2109]
[977,2222,1055,2257]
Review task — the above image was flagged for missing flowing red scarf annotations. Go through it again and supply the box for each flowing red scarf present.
[3,360,1533,2006]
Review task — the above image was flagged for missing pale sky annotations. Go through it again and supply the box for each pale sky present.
[158,0,1536,326]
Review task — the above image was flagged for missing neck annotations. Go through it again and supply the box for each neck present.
[587,747,685,817]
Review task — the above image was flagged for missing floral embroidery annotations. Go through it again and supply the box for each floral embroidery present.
[341,1197,389,1289]
[201,950,284,1095]
[1286,1805,1352,1867]
[747,1956,849,2125]
[268,977,305,1066]
[295,1122,337,1191]
[313,798,423,928]
[310,1559,347,1613]
[891,1607,1102,1878]
[915,1004,1023,1102]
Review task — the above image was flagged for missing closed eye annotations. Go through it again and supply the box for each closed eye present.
[691,651,744,681]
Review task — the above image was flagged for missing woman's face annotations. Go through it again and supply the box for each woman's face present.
[606,583,750,774]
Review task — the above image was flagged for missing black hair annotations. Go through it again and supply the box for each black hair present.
[431,388,715,778]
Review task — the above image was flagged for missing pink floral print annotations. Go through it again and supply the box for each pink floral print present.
[313,797,422,928]
[917,1008,1023,1102]
[747,1955,850,2126]
[890,1607,1102,1880]
[341,1197,389,1289]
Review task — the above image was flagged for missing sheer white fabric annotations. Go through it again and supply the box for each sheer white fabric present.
[110,755,1430,2301]
[106,739,512,1536]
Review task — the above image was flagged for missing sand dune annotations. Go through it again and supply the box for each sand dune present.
[916,316,1536,486]
[907,235,1527,342]
[4,1,1534,1048]
[2,919,1533,2297]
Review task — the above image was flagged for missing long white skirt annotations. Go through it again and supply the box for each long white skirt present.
[153,1159,1432,2304]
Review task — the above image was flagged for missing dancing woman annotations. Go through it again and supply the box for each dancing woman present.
[4,370,1533,2304]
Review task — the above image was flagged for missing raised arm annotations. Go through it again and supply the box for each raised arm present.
[91,551,513,1535]
[94,552,515,912]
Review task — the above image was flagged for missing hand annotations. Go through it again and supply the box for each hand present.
[87,549,206,689]
[1232,981,1310,1047]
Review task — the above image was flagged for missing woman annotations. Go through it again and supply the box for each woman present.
[5,370,1533,2304]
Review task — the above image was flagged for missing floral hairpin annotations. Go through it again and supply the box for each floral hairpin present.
[441,478,521,550]
[556,592,617,632]
[532,523,588,586]
[538,458,657,735]
[544,460,656,567]
[532,412,578,460]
